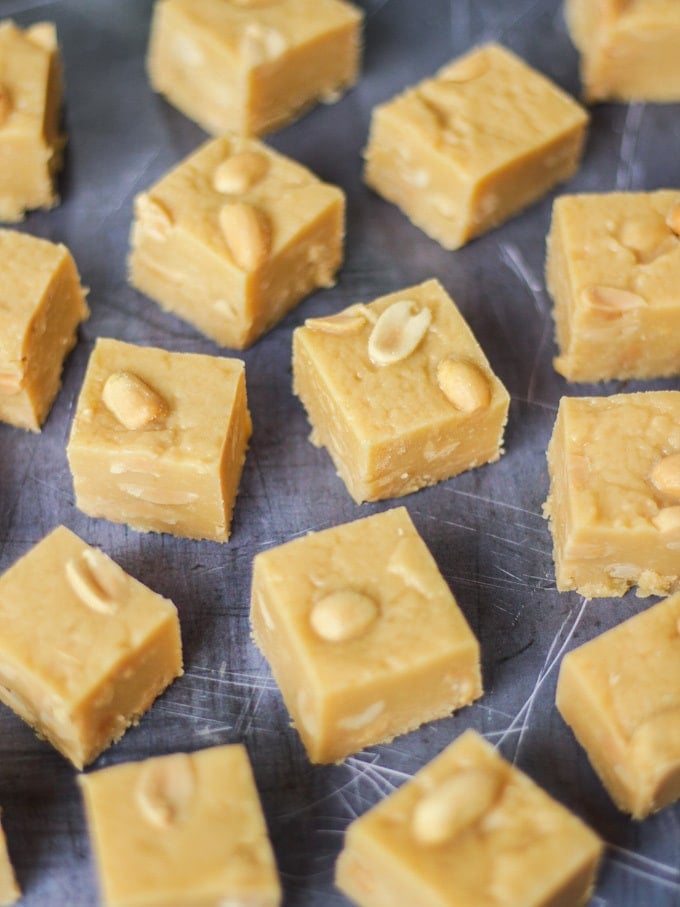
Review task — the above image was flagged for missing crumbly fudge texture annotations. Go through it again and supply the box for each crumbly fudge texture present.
[67,338,251,542]
[0,229,89,431]
[0,20,64,221]
[251,507,481,764]
[544,392,680,598]
[336,729,603,907]
[557,593,680,819]
[364,43,588,250]
[147,0,362,136]
[547,191,680,382]
[0,526,182,769]
[293,278,510,503]
[566,0,680,103]
[80,744,281,907]
[0,816,19,907]
[129,136,345,349]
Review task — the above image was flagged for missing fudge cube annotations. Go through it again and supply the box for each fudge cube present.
[67,338,251,542]
[0,815,19,906]
[0,229,89,431]
[293,279,510,503]
[147,0,362,137]
[543,391,680,598]
[547,191,680,382]
[336,729,603,907]
[0,526,183,769]
[566,0,680,103]
[364,43,588,250]
[80,744,281,907]
[250,507,482,764]
[0,20,64,222]
[557,593,680,819]
[129,137,345,349]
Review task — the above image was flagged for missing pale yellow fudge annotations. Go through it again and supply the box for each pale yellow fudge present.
[0,526,183,769]
[293,279,510,503]
[364,43,588,250]
[0,20,64,221]
[557,593,680,819]
[0,816,19,907]
[80,744,281,907]
[566,0,680,103]
[129,137,345,349]
[336,729,603,907]
[544,392,680,598]
[147,0,362,136]
[0,229,89,431]
[547,191,680,382]
[251,507,482,764]
[67,338,251,542]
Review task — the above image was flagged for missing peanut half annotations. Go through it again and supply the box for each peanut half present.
[65,548,128,615]
[582,285,647,317]
[213,151,269,195]
[412,767,502,846]
[135,754,196,828]
[219,202,272,271]
[436,358,491,413]
[367,299,431,366]
[102,371,168,431]
[310,590,379,643]
[305,304,374,336]
[650,453,680,499]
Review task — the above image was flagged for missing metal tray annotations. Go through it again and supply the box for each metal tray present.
[0,0,678,904]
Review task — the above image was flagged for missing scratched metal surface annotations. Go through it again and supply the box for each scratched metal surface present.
[0,0,678,904]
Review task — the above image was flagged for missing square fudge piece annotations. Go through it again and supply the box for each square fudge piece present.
[547,191,680,382]
[129,137,345,349]
[557,593,680,819]
[566,0,680,103]
[251,507,482,764]
[293,279,510,503]
[364,43,588,250]
[147,0,362,136]
[0,20,64,222]
[80,744,281,907]
[0,526,183,769]
[67,338,251,542]
[0,815,19,906]
[544,391,680,598]
[336,729,603,907]
[0,229,89,431]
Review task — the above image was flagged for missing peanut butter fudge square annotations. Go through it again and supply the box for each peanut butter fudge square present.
[364,43,588,250]
[293,279,510,503]
[557,592,680,819]
[251,507,482,763]
[147,0,362,136]
[67,338,252,542]
[0,526,182,769]
[0,20,64,221]
[80,745,281,907]
[336,730,603,907]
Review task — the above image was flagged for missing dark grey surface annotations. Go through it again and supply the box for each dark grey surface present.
[0,0,679,904]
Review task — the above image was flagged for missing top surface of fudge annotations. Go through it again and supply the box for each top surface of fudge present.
[376,43,587,181]
[0,20,58,136]
[0,229,75,364]
[159,0,361,57]
[137,136,344,264]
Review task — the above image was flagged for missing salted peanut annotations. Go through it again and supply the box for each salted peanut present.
[68,338,252,543]
[557,593,680,819]
[565,0,680,102]
[293,279,509,503]
[546,191,680,381]
[0,526,182,769]
[336,729,603,907]
[129,137,344,349]
[147,0,362,136]
[251,507,482,763]
[364,44,588,250]
[544,392,680,599]
[0,814,19,907]
[0,20,64,221]
[0,230,89,431]
[80,745,281,907]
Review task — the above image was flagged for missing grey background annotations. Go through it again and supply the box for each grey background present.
[0,0,679,904]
